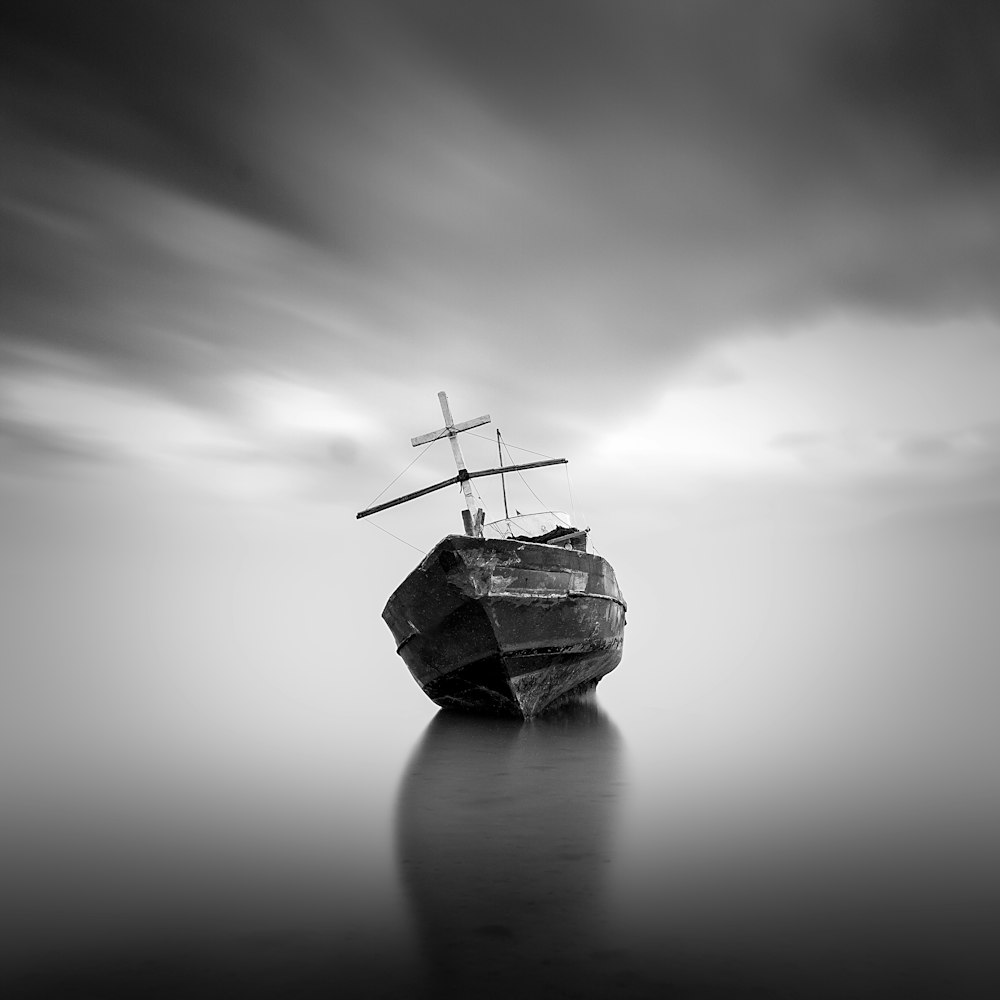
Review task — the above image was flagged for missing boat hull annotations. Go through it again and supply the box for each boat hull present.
[382,534,626,717]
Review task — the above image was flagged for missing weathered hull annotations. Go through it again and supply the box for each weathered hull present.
[382,534,626,717]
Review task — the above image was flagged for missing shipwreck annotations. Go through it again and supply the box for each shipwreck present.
[357,391,626,718]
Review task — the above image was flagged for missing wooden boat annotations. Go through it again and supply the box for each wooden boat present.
[357,392,626,717]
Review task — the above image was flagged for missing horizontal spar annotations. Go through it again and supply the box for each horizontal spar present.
[465,457,567,482]
[410,413,491,447]
[355,458,567,519]
[357,475,460,518]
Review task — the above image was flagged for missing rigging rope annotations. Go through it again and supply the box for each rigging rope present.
[364,440,436,510]
[469,430,575,526]
[360,427,575,547]
[499,437,571,524]
[362,517,427,555]
[565,462,577,525]
[360,441,437,555]
[467,430,555,460]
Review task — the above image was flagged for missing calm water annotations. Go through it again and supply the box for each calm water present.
[3,676,998,999]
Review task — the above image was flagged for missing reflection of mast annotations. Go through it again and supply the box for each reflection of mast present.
[395,700,623,997]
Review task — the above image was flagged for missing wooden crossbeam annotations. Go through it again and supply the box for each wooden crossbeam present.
[356,474,460,519]
[411,391,490,448]
[355,457,567,519]
[464,457,567,482]
[411,413,490,447]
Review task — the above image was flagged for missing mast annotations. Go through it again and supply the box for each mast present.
[356,458,569,520]
[411,391,490,536]
[356,391,568,531]
[498,429,510,520]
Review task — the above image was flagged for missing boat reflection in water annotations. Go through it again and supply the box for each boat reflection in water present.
[396,695,623,997]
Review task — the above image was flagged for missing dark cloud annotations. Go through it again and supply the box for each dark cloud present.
[856,495,1000,549]
[896,434,962,462]
[0,0,329,241]
[430,0,1000,182]
[205,432,362,472]
[830,419,997,448]
[2,0,999,420]
[0,414,119,466]
[774,422,1000,466]
[829,0,1000,169]
[769,423,1000,536]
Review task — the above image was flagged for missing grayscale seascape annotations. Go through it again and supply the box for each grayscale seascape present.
[3,3,1000,997]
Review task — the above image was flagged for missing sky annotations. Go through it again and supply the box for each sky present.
[2,0,1000,804]
[3,0,1000,512]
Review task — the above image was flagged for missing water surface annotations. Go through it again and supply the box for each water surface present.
[4,679,998,999]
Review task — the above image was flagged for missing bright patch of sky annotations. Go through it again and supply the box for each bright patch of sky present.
[596,314,1000,485]
[236,375,376,439]
[0,369,239,458]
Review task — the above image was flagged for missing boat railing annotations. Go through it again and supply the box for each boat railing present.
[483,511,588,549]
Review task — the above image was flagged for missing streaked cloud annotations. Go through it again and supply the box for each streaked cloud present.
[594,315,1000,473]
[1,0,999,518]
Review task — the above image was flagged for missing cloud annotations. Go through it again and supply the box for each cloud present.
[896,433,976,463]
[0,353,396,502]
[774,421,1000,471]
[2,0,1000,491]
[0,414,118,468]
[384,0,1000,325]
[768,421,1000,536]
[1,0,327,241]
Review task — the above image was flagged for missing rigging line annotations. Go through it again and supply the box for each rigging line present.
[500,439,574,527]
[363,517,427,555]
[498,429,509,519]
[467,430,554,460]
[474,469,492,512]
[565,463,577,524]
[364,440,436,509]
[451,477,487,515]
[500,438,566,521]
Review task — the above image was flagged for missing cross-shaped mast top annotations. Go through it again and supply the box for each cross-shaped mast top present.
[412,391,490,535]
[355,390,567,532]
[411,391,491,449]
